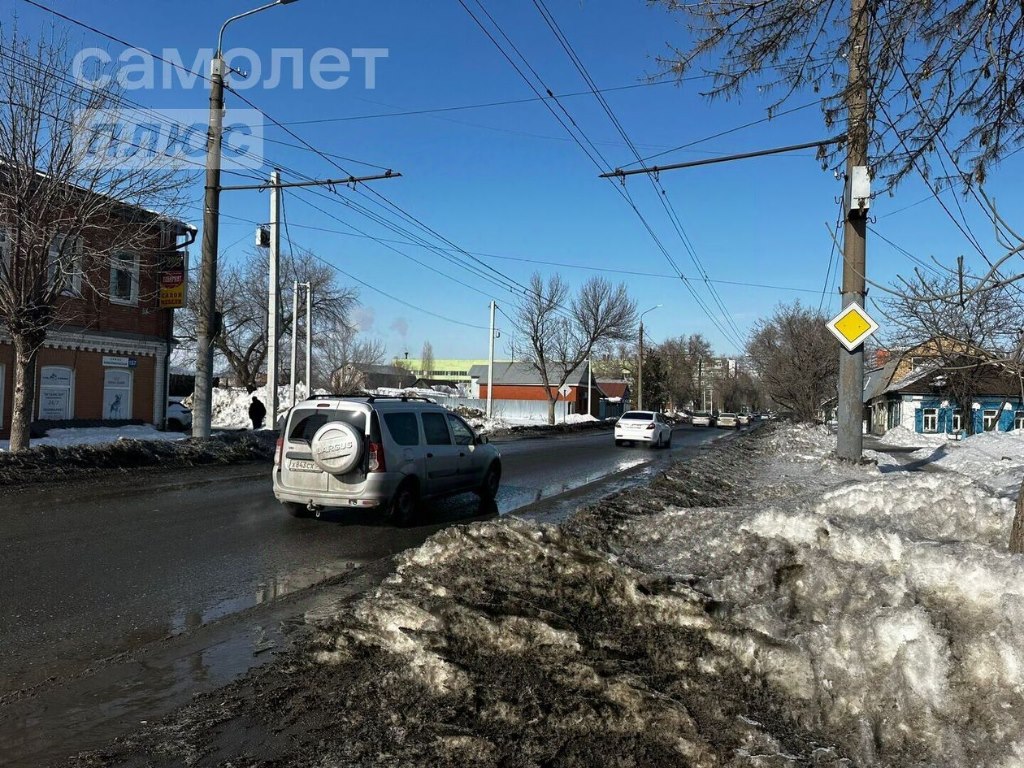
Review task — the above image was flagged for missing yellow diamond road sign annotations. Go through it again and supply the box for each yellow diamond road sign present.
[827,302,879,351]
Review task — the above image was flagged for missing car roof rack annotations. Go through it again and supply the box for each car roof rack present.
[301,393,439,404]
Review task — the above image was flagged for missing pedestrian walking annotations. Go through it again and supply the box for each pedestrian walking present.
[249,396,267,430]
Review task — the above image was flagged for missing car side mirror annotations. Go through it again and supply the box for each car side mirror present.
[476,434,489,445]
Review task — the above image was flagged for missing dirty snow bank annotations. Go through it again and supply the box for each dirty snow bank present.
[204,384,325,429]
[624,452,1022,766]
[912,430,1024,499]
[0,425,184,452]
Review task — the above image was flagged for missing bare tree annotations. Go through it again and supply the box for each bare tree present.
[880,270,1024,435]
[176,248,358,389]
[0,26,190,451]
[747,301,838,423]
[653,0,1024,190]
[315,323,387,392]
[517,273,637,424]
[659,334,715,409]
[420,340,435,377]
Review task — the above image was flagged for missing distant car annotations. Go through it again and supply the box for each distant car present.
[717,412,740,429]
[166,400,192,431]
[614,410,673,448]
[737,413,751,426]
[691,411,715,428]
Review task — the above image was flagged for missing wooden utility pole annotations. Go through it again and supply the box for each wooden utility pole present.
[836,0,871,461]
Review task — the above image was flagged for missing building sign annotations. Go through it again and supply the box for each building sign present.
[159,270,186,309]
[39,366,73,420]
[826,302,879,352]
[102,356,138,369]
[103,368,132,421]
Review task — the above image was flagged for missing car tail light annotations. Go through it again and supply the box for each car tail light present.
[368,441,386,473]
[646,423,656,430]
[275,438,284,466]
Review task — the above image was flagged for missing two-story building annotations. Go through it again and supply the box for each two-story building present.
[0,211,195,439]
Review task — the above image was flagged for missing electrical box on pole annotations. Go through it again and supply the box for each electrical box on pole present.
[844,166,871,214]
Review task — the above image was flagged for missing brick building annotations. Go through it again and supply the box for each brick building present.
[468,362,608,417]
[0,211,195,439]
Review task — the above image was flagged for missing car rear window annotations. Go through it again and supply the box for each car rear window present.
[288,408,367,443]
[384,412,420,446]
[622,411,654,420]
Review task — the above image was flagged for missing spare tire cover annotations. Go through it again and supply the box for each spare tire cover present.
[310,421,363,474]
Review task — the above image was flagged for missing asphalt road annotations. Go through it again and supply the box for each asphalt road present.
[0,423,735,765]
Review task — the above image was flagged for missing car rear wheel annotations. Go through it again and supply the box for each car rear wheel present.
[664,432,672,448]
[283,501,310,518]
[389,480,421,527]
[477,463,501,501]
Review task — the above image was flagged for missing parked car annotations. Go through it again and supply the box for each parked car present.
[166,399,192,431]
[691,410,715,428]
[717,412,740,429]
[273,395,501,524]
[614,410,673,448]
[737,413,751,426]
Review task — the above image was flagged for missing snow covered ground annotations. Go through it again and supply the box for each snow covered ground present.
[876,424,952,448]
[0,425,186,452]
[74,423,1024,767]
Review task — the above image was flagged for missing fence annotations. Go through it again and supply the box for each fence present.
[427,394,572,423]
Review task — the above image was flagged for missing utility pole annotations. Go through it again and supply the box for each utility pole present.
[638,324,644,411]
[267,169,281,422]
[290,280,298,406]
[486,301,496,419]
[837,0,870,461]
[305,282,312,395]
[587,356,593,418]
[192,55,226,438]
[698,357,704,411]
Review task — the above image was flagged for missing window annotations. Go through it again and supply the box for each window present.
[384,412,420,446]
[421,412,452,446]
[110,252,139,305]
[951,411,963,433]
[102,368,132,421]
[38,366,74,420]
[0,229,10,281]
[288,409,366,443]
[48,234,83,295]
[447,414,474,446]
[984,409,1000,432]
[922,408,938,433]
[1015,412,1024,431]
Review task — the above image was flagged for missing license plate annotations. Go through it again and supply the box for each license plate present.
[288,460,320,473]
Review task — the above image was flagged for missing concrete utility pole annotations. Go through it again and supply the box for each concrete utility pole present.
[267,169,281,421]
[698,357,704,411]
[486,301,496,419]
[587,356,593,418]
[638,305,661,411]
[837,0,871,461]
[290,280,299,406]
[305,282,312,395]
[194,0,304,439]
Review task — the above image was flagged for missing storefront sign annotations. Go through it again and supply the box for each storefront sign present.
[103,368,132,420]
[38,366,73,420]
[159,270,186,309]
[102,356,137,369]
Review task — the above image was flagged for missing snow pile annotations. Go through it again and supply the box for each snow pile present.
[626,471,1022,767]
[762,422,835,461]
[878,424,950,448]
[922,430,1024,498]
[0,425,185,452]
[204,384,325,429]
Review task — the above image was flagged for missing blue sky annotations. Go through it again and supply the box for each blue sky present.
[10,0,1023,359]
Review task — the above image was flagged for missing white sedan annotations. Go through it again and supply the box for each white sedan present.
[614,411,673,448]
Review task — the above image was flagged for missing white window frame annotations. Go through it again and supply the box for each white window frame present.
[983,409,1000,432]
[48,234,83,296]
[922,408,938,433]
[102,368,133,421]
[37,365,75,421]
[1014,412,1024,431]
[109,252,140,306]
[951,411,963,433]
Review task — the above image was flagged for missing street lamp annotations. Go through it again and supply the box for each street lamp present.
[637,304,661,411]
[193,0,302,438]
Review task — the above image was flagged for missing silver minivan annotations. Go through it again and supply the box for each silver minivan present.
[273,395,501,524]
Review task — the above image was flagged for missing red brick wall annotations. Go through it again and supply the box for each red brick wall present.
[0,345,155,438]
[479,384,584,406]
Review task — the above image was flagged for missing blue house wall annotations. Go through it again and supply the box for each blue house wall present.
[912,396,1022,434]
